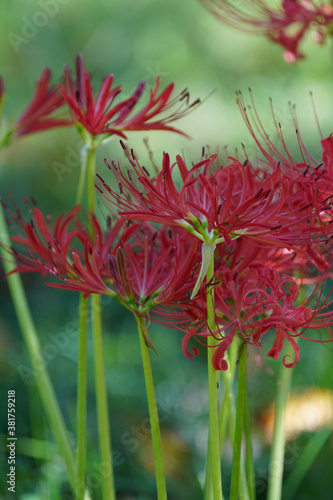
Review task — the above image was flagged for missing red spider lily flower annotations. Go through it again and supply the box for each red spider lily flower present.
[12,68,71,138]
[3,203,81,277]
[5,206,204,349]
[214,232,331,283]
[236,90,333,216]
[182,263,333,370]
[58,53,200,141]
[100,142,333,300]
[46,217,200,311]
[201,0,333,62]
[4,204,201,319]
[100,144,331,250]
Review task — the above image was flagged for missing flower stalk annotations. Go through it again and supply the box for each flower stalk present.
[230,342,247,500]
[86,143,116,500]
[76,294,88,500]
[206,254,223,500]
[0,203,77,493]
[267,341,294,500]
[135,314,168,500]
[91,294,116,500]
[76,145,88,206]
[243,357,255,500]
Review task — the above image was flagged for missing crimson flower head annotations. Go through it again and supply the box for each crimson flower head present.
[4,202,200,323]
[47,217,199,314]
[58,53,200,141]
[201,0,333,62]
[100,144,330,250]
[13,68,71,138]
[3,202,81,277]
[236,90,333,215]
[182,250,333,370]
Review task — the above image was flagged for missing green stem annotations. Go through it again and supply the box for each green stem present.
[230,342,247,500]
[91,294,116,500]
[76,146,88,206]
[76,294,88,500]
[0,204,77,494]
[243,360,255,500]
[85,143,116,500]
[219,338,239,451]
[135,314,168,500]
[206,255,223,500]
[87,145,97,218]
[267,342,294,500]
[203,441,213,500]
[218,337,250,500]
[204,347,236,500]
[283,429,331,500]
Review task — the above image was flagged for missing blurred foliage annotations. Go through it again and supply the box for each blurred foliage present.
[1,0,333,499]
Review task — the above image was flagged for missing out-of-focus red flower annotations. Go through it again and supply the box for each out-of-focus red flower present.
[201,0,333,61]
[13,68,71,137]
[58,54,200,140]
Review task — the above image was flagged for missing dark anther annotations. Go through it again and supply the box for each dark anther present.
[300,202,312,211]
[255,188,263,199]
[190,99,200,107]
[96,173,105,183]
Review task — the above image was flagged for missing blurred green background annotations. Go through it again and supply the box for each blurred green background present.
[1,0,333,499]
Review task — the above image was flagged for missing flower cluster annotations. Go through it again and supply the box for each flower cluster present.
[2,55,333,371]
[5,134,333,368]
[201,0,333,62]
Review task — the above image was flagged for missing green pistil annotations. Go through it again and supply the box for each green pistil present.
[177,219,205,241]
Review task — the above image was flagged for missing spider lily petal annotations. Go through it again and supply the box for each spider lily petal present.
[58,54,200,140]
[14,68,71,137]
